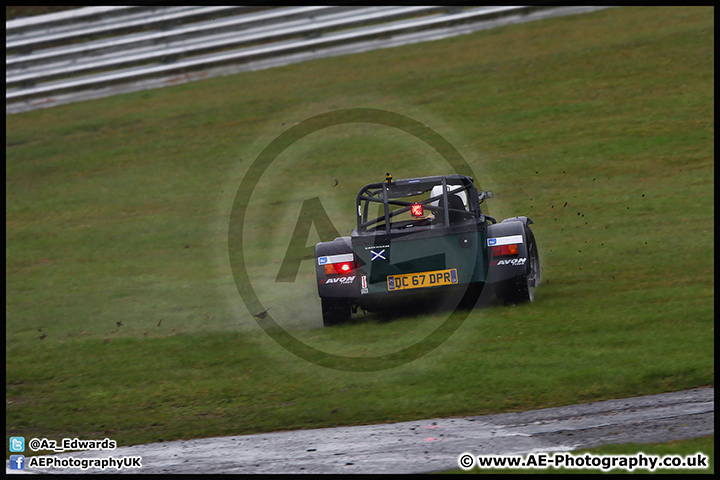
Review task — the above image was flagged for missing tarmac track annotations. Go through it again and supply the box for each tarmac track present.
[9,387,713,474]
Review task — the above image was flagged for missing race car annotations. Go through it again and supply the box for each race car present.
[315,173,540,326]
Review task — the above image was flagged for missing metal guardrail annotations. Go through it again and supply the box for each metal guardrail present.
[6,7,270,50]
[6,5,577,113]
[7,6,449,87]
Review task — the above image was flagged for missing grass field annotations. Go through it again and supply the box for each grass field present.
[6,6,713,465]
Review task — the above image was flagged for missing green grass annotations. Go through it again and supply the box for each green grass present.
[6,5,713,460]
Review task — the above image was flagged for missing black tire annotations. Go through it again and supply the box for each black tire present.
[321,298,351,327]
[526,227,541,289]
[498,275,531,305]
[498,226,540,305]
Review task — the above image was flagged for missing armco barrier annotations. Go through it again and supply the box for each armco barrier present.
[6,6,605,113]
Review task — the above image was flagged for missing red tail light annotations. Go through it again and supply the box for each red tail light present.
[492,244,519,257]
[334,261,354,274]
[324,261,357,276]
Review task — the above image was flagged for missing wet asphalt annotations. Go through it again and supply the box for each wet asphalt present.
[8,387,713,474]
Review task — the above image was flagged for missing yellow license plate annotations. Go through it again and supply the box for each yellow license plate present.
[387,269,458,291]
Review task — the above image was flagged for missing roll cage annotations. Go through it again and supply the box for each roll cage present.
[355,174,493,234]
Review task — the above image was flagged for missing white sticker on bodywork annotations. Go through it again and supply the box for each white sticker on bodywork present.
[317,253,354,265]
[487,235,524,246]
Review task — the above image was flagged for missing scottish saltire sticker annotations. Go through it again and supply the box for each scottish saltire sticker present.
[370,249,386,261]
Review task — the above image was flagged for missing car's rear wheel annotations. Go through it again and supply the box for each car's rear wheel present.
[498,227,539,305]
[498,275,531,304]
[526,227,541,289]
[321,298,352,327]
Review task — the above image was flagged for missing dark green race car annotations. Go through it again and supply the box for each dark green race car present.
[315,173,540,326]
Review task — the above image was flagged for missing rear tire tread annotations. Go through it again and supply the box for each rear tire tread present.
[321,298,351,326]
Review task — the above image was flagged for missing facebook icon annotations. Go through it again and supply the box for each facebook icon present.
[9,455,25,470]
